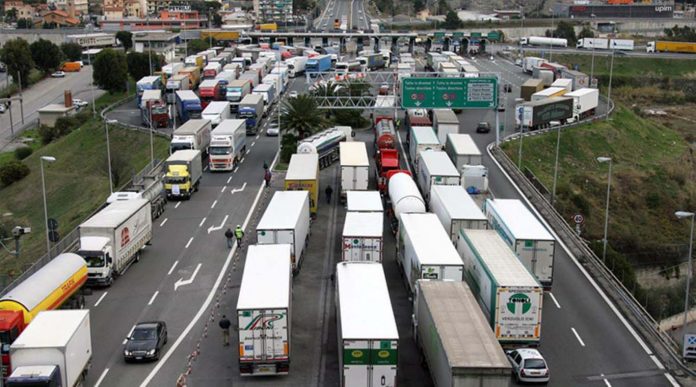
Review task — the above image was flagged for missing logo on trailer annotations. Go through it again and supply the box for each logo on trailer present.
[121,227,130,248]
[243,313,284,330]
[506,293,532,314]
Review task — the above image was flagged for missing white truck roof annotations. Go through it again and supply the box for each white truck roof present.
[253,83,272,92]
[533,87,566,97]
[412,126,439,144]
[173,119,210,136]
[286,153,318,180]
[337,262,398,340]
[176,90,198,99]
[431,185,486,221]
[12,310,89,348]
[339,142,369,166]
[137,75,159,85]
[401,213,462,266]
[420,151,459,177]
[346,191,383,212]
[141,89,161,100]
[433,109,458,123]
[447,133,481,157]
[485,199,554,241]
[199,79,219,88]
[565,88,596,97]
[237,244,291,309]
[257,191,309,230]
[80,199,148,229]
[202,101,229,115]
[212,119,245,136]
[166,149,200,162]
[460,229,540,287]
[343,212,382,237]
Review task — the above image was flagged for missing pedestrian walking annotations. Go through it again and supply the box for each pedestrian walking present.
[263,161,269,170]
[234,225,244,248]
[325,185,333,204]
[264,169,272,188]
[219,315,231,346]
[224,227,234,249]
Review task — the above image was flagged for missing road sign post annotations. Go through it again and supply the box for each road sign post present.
[400,78,498,109]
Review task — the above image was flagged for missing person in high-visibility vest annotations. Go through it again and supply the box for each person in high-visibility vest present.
[234,225,244,247]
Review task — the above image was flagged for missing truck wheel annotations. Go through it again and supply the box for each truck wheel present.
[107,276,113,286]
[135,251,141,263]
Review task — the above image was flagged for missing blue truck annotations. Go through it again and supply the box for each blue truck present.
[175,90,203,122]
[237,94,265,134]
[306,54,332,77]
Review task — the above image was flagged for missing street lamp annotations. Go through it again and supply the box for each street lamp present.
[676,210,695,354]
[105,119,117,193]
[549,8,554,62]
[597,156,612,262]
[40,156,56,259]
[606,48,615,119]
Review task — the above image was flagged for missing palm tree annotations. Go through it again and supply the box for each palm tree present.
[281,94,328,139]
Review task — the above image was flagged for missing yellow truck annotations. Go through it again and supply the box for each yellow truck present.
[179,66,202,89]
[284,153,319,214]
[647,41,696,54]
[257,23,278,32]
[201,30,240,41]
[164,150,202,199]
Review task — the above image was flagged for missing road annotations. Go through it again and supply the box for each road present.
[314,0,369,32]
[485,43,696,60]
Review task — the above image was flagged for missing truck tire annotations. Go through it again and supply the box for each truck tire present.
[135,251,141,263]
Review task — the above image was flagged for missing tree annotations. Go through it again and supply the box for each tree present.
[281,94,327,139]
[212,13,222,28]
[127,51,163,81]
[553,20,577,45]
[93,49,128,93]
[30,39,63,73]
[443,10,463,30]
[578,26,594,40]
[60,42,83,61]
[413,0,425,13]
[16,18,33,28]
[5,8,18,22]
[437,0,449,14]
[0,39,34,87]
[186,39,210,55]
[115,31,133,51]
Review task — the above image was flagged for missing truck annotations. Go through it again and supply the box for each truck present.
[208,119,247,171]
[429,185,487,242]
[0,254,87,379]
[175,90,203,122]
[239,71,260,89]
[362,52,385,71]
[106,162,167,220]
[136,75,162,107]
[346,190,383,213]
[456,229,543,346]
[198,79,224,109]
[387,172,425,224]
[306,54,332,76]
[647,40,696,54]
[398,213,463,294]
[339,142,369,200]
[203,62,222,79]
[520,36,567,47]
[236,244,292,376]
[559,68,590,90]
[550,78,572,93]
[416,151,460,203]
[409,126,442,173]
[164,149,202,199]
[262,74,284,95]
[336,262,398,387]
[576,38,608,50]
[6,310,92,387]
[256,191,311,273]
[432,109,459,144]
[201,101,231,127]
[462,165,489,195]
[286,56,307,78]
[565,87,599,121]
[170,119,212,154]
[165,74,190,104]
[184,55,204,69]
[531,67,555,87]
[297,127,349,169]
[238,94,265,134]
[531,86,567,102]
[484,199,556,288]
[335,61,361,75]
[521,57,547,74]
[249,63,267,81]
[162,62,184,79]
[77,199,152,286]
[426,52,447,71]
[226,79,252,112]
[215,71,237,89]
[515,97,574,131]
[445,133,482,172]
[252,83,276,107]
[412,281,512,387]
[179,66,202,89]
[284,154,319,214]
[342,212,383,262]
[610,39,634,51]
[60,61,81,72]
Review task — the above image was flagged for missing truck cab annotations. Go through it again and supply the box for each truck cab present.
[6,365,61,387]
[165,165,194,198]
[1,313,25,379]
[78,237,114,286]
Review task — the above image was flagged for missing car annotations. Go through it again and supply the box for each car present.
[379,83,390,95]
[497,103,506,112]
[266,122,280,136]
[0,104,5,114]
[476,121,491,133]
[506,348,550,383]
[72,98,88,108]
[51,71,65,78]
[515,58,523,67]
[123,321,168,362]
[504,83,513,93]
[288,91,299,99]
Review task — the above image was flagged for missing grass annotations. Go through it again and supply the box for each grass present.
[527,52,696,78]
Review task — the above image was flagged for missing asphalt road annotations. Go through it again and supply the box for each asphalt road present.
[314,0,369,32]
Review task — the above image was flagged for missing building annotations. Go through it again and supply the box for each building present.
[50,0,87,16]
[146,0,173,16]
[100,12,207,30]
[66,33,117,48]
[40,10,80,26]
[253,0,293,23]
[3,0,35,19]
[133,31,179,62]
[566,2,675,18]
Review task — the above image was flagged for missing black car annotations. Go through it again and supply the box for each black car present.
[124,321,168,362]
[476,121,491,133]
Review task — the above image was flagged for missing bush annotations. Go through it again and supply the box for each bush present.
[38,125,56,144]
[0,160,30,186]
[14,146,33,160]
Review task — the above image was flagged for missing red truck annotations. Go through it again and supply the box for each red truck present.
[142,99,169,128]
[373,117,402,192]
[198,79,224,109]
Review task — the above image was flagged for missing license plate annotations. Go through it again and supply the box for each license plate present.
[257,365,273,373]
[136,357,143,360]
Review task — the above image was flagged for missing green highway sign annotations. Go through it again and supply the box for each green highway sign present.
[401,78,498,109]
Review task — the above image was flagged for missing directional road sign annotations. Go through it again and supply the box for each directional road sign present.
[401,77,498,109]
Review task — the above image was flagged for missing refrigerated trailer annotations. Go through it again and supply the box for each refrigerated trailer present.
[346,191,383,213]
[429,185,487,242]
[342,212,383,262]
[416,151,460,203]
[445,133,482,171]
[339,142,369,201]
[409,126,442,172]
[284,153,319,214]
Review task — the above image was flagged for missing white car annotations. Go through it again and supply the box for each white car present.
[0,104,5,114]
[51,71,65,78]
[72,98,88,108]
[266,123,279,136]
[288,91,298,99]
[506,348,550,384]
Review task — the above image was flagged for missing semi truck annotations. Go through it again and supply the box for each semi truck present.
[203,62,222,79]
[409,126,442,173]
[456,229,543,346]
[398,213,463,294]
[6,310,92,387]
[175,90,203,122]
[532,67,554,87]
[647,41,696,53]
[226,79,252,112]
[284,154,319,214]
[162,62,184,79]
[106,162,167,220]
[256,191,311,273]
[531,86,567,101]
[559,68,590,90]
[208,119,247,171]
[286,56,307,77]
[412,281,512,387]
[342,212,383,262]
[387,172,426,224]
[238,94,265,134]
[141,91,169,128]
[416,151,460,203]
[179,66,201,89]
[515,97,574,131]
[297,126,348,169]
[520,79,544,102]
[263,74,284,95]
[336,262,398,387]
[565,87,599,121]
[165,74,190,104]
[576,38,608,50]
[239,71,260,89]
[550,78,573,93]
[432,109,459,144]
[164,150,203,199]
[237,244,292,376]
[252,83,276,107]
[521,57,547,74]
[346,190,383,213]
[339,142,369,201]
[484,199,556,288]
[198,79,224,109]
[77,199,152,286]
[359,52,385,70]
[201,101,231,127]
[609,39,634,51]
[136,75,162,107]
[445,133,482,172]
[306,54,332,76]
[0,253,87,379]
[520,36,567,47]
[429,185,488,242]
[170,119,212,155]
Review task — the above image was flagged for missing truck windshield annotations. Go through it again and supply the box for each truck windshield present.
[80,251,106,267]
[209,146,231,155]
[166,176,188,185]
[189,111,202,119]
[170,144,192,153]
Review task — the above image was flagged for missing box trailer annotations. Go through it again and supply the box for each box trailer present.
[346,191,383,213]
[170,119,212,155]
[484,199,555,288]
[416,151,460,203]
[342,212,383,262]
[550,78,572,93]
[559,69,590,90]
[336,262,398,387]
[522,57,547,74]
[445,133,482,172]
[432,109,459,144]
[515,97,574,131]
[429,185,487,242]
[520,79,544,101]
[576,38,608,50]
[398,213,464,294]
[409,126,442,172]
[209,119,247,171]
[256,191,311,273]
[237,244,292,376]
[413,281,512,387]
[610,39,634,51]
[456,229,543,346]
[339,142,369,200]
[284,153,319,214]
[565,87,599,121]
[531,87,567,102]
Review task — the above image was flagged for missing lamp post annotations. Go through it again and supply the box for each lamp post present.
[606,48,615,119]
[549,8,554,62]
[550,125,562,205]
[597,156,613,262]
[40,156,56,259]
[677,210,695,353]
[105,119,118,193]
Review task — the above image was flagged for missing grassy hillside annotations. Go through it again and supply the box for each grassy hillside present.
[530,52,696,78]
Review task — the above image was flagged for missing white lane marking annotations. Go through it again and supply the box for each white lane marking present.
[571,327,586,347]
[255,134,260,139]
[175,202,181,209]
[230,182,247,195]
[207,215,229,234]
[94,292,108,307]
[240,158,245,164]
[246,149,251,155]
[94,368,110,387]
[233,166,239,173]
[203,165,209,171]
[140,148,280,387]
[148,291,159,305]
[167,260,179,275]
[185,237,194,249]
[650,355,665,370]
[123,325,136,345]
[549,292,561,309]
[226,176,232,184]
[221,186,226,193]
[664,373,680,387]
[601,374,611,387]
[211,200,217,209]
[251,141,256,147]
[174,263,202,291]
[159,218,168,227]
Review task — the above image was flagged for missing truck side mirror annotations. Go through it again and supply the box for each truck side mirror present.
[107,254,113,264]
